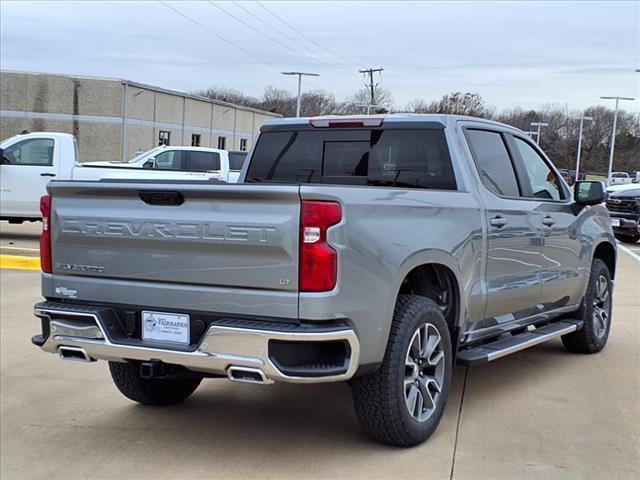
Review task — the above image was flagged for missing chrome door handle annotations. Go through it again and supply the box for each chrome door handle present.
[542,216,556,227]
[490,216,508,228]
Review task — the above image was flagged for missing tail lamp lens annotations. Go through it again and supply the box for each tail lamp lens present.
[39,195,52,273]
[299,201,342,292]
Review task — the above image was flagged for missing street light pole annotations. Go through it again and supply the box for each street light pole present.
[600,96,635,184]
[574,115,593,182]
[281,72,320,117]
[530,122,549,145]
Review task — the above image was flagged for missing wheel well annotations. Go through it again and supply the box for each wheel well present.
[398,264,460,346]
[593,241,616,279]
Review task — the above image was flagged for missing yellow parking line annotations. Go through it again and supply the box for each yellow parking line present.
[0,255,41,271]
[0,246,40,252]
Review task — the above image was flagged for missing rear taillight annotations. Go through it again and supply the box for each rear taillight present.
[39,195,52,273]
[299,201,342,292]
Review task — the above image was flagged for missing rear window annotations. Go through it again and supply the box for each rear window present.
[228,151,247,170]
[189,151,220,171]
[245,129,456,190]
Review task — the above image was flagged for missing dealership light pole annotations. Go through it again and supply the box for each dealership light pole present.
[530,122,549,145]
[574,115,593,182]
[600,96,635,183]
[281,72,320,117]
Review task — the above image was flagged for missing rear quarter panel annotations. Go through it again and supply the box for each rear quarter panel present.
[299,185,484,365]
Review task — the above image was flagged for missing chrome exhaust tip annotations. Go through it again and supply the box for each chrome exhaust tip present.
[58,346,93,362]
[227,366,272,385]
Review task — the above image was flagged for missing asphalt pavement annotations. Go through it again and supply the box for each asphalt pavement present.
[1,223,638,480]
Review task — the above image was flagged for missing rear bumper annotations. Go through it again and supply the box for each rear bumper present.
[33,302,360,384]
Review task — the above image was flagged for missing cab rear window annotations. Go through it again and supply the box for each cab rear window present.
[246,129,457,190]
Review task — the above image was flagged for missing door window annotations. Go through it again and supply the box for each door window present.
[2,138,55,166]
[513,137,564,200]
[189,151,221,171]
[466,130,520,197]
[152,150,185,170]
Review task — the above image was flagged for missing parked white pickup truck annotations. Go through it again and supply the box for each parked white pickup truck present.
[607,171,632,186]
[0,132,247,222]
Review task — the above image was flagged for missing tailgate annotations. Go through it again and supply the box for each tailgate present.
[48,181,300,315]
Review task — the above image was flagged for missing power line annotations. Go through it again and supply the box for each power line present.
[254,1,355,68]
[207,1,349,72]
[158,0,281,73]
[230,1,351,71]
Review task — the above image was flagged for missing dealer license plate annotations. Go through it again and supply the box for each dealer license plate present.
[611,218,620,227]
[142,311,190,344]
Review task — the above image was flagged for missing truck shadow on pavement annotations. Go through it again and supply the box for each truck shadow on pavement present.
[112,340,578,453]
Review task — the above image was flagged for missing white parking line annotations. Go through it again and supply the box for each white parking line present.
[617,242,640,263]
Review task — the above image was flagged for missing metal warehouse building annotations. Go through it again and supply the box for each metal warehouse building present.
[0,70,280,162]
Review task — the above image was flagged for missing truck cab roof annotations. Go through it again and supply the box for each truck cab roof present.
[260,113,523,134]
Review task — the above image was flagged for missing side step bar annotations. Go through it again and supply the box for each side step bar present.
[457,319,583,366]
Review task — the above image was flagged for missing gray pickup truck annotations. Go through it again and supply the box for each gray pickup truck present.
[32,114,615,446]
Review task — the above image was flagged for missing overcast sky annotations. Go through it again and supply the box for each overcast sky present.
[1,1,639,113]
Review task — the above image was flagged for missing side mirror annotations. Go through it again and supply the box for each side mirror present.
[574,180,606,205]
[0,148,7,164]
[143,159,155,169]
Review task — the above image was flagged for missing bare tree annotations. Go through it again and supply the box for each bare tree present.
[194,84,638,174]
[195,87,260,109]
[340,86,394,114]
[299,90,338,117]
[431,92,493,118]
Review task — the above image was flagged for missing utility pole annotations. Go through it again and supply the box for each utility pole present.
[281,72,319,117]
[530,122,549,145]
[524,130,538,141]
[359,67,383,114]
[574,115,593,182]
[600,96,635,184]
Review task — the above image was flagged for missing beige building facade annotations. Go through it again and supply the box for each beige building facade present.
[0,70,280,162]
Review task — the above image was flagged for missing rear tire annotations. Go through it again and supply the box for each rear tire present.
[561,258,613,354]
[351,295,452,447]
[108,361,202,406]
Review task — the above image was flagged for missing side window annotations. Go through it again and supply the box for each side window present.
[513,137,564,200]
[466,130,520,197]
[189,151,221,171]
[2,138,55,166]
[153,150,184,170]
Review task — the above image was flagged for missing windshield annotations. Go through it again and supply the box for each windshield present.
[127,147,164,163]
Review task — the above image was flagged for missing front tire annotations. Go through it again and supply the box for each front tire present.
[351,295,453,447]
[561,258,613,354]
[109,361,202,406]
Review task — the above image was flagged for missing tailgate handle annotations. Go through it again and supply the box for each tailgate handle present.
[139,190,184,206]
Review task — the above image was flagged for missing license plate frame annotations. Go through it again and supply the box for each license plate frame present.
[142,311,190,345]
